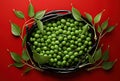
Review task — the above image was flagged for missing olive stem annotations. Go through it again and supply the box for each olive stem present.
[26,51,36,67]
[101,32,107,38]
[25,18,34,24]
[25,21,35,26]
[81,18,97,40]
[92,36,100,57]
[21,18,34,39]
[22,60,42,71]
[95,60,103,67]
[92,28,104,57]
[21,19,35,39]
[87,66,102,71]
[24,17,27,22]
[20,35,23,40]
[8,64,14,67]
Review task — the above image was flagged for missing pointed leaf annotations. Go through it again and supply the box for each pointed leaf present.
[22,49,30,61]
[33,53,50,64]
[22,35,26,47]
[102,49,109,61]
[10,52,21,63]
[72,7,81,21]
[13,9,24,19]
[34,10,46,19]
[101,19,108,30]
[97,25,102,33]
[85,13,92,22]
[36,20,43,33]
[94,10,105,24]
[106,26,115,33]
[13,62,24,68]
[102,62,114,70]
[93,48,102,62]
[82,24,89,34]
[10,22,21,36]
[28,3,34,17]
[23,67,31,75]
[88,54,95,64]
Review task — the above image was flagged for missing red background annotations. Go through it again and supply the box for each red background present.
[0,0,120,81]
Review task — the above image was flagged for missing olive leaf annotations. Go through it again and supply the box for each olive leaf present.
[36,20,43,33]
[85,12,92,23]
[102,62,114,70]
[10,52,21,63]
[88,54,95,64]
[28,3,34,17]
[72,7,81,21]
[22,49,30,61]
[94,9,105,24]
[13,9,25,19]
[97,25,102,33]
[81,24,88,34]
[22,35,26,47]
[101,19,108,31]
[34,10,46,19]
[93,48,102,62]
[102,49,109,61]
[13,62,24,68]
[10,22,21,36]
[33,53,50,64]
[23,67,31,75]
[106,26,115,33]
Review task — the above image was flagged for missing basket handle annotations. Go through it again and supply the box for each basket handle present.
[45,10,71,15]
[41,10,71,22]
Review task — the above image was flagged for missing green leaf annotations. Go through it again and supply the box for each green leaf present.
[81,24,89,34]
[10,52,21,63]
[33,53,50,64]
[102,49,109,61]
[72,7,81,21]
[94,9,105,24]
[93,48,102,62]
[34,10,46,19]
[22,49,30,61]
[102,62,114,70]
[28,3,34,17]
[97,25,102,33]
[85,13,92,22]
[106,26,115,33]
[13,62,24,68]
[10,22,21,36]
[88,54,95,64]
[22,35,26,47]
[13,9,24,19]
[23,67,31,75]
[101,19,108,31]
[36,20,43,33]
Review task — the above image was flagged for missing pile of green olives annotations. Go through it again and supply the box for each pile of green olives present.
[30,17,93,68]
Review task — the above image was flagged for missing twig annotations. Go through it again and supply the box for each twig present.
[21,19,34,39]
[25,21,35,26]
[81,18,97,40]
[20,35,23,40]
[95,60,103,67]
[22,60,43,71]
[25,18,34,24]
[92,27,104,57]
[26,50,36,67]
[87,66,102,71]
[101,32,107,38]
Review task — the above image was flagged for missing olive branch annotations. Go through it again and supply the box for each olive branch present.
[72,7,117,71]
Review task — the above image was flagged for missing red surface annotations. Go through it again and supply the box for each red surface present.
[0,0,120,81]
